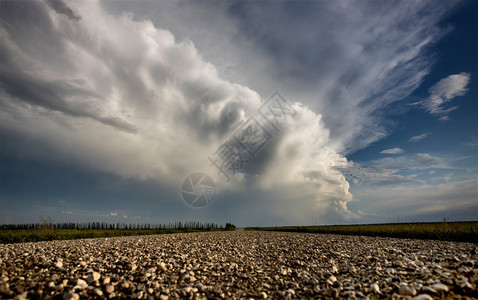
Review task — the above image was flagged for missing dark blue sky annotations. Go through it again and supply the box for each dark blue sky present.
[0,0,476,226]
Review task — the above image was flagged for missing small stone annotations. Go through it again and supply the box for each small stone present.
[392,260,403,267]
[412,295,433,300]
[120,280,130,289]
[103,276,111,285]
[260,291,267,299]
[76,279,87,286]
[461,281,473,290]
[431,283,449,292]
[399,283,417,296]
[286,289,295,295]
[189,276,197,282]
[159,295,169,300]
[93,288,103,297]
[86,272,101,284]
[55,261,63,268]
[105,285,114,294]
[370,283,380,294]
[159,262,167,271]
[79,261,86,267]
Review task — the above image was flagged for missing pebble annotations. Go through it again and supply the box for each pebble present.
[0,231,474,299]
[159,262,167,271]
[431,283,449,292]
[399,283,417,296]
[93,288,103,296]
[105,285,114,294]
[412,295,433,300]
[76,279,87,286]
[370,283,380,294]
[86,272,101,283]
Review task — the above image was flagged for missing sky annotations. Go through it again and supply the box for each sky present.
[0,0,476,226]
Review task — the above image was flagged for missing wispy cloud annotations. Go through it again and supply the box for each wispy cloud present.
[352,179,478,222]
[423,72,471,119]
[343,153,447,187]
[380,147,405,155]
[409,133,430,142]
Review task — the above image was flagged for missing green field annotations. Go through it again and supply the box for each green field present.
[246,222,478,243]
[0,228,226,244]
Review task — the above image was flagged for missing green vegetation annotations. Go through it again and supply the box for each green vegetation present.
[246,222,478,243]
[225,223,236,231]
[0,221,232,244]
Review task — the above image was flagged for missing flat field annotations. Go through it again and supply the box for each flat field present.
[246,222,478,243]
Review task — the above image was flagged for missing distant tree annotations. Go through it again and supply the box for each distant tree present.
[40,216,54,231]
[225,223,236,231]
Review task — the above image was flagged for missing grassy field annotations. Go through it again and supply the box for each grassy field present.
[246,222,478,243]
[0,228,225,244]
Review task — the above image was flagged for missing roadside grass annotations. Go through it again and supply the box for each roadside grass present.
[246,222,478,243]
[0,228,224,244]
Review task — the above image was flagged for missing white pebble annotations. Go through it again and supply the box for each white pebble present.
[412,295,433,300]
[370,283,380,294]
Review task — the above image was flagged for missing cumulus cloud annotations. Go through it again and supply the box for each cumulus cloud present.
[424,72,471,118]
[409,133,430,142]
[380,147,405,155]
[101,1,459,154]
[0,0,355,223]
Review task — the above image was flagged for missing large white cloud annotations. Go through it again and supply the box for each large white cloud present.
[115,0,458,154]
[0,0,356,223]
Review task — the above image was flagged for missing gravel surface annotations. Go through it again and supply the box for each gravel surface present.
[0,231,476,299]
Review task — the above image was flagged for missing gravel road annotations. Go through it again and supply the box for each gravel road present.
[0,231,476,299]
